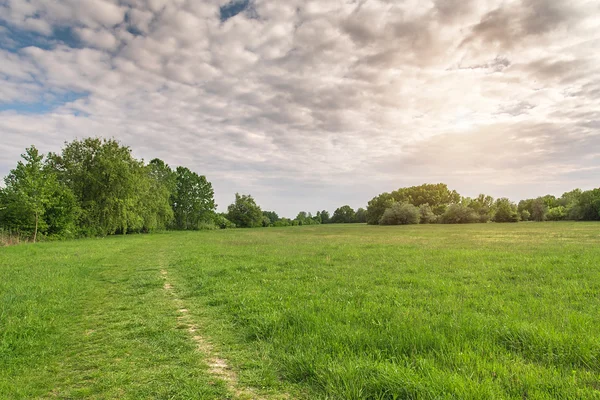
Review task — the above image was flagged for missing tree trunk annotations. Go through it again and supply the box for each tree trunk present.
[34,211,38,243]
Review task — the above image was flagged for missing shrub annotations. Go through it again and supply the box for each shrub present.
[493,198,519,223]
[547,206,566,221]
[419,204,436,224]
[520,210,531,221]
[379,203,420,225]
[441,204,479,224]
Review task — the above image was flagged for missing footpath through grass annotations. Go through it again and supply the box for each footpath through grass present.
[1,223,600,399]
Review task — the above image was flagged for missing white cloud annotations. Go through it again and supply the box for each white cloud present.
[1,0,599,216]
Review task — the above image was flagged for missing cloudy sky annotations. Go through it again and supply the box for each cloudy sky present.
[1,0,599,217]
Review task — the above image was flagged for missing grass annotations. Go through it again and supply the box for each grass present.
[1,223,600,399]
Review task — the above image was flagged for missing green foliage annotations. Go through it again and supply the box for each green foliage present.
[441,204,479,224]
[467,194,495,223]
[48,138,149,236]
[379,202,420,225]
[262,211,279,225]
[354,207,367,223]
[367,183,460,224]
[418,203,437,224]
[392,183,461,215]
[546,206,566,221]
[520,210,531,221]
[214,213,236,229]
[0,146,78,241]
[172,167,216,230]
[317,210,330,224]
[366,192,394,225]
[227,193,263,228]
[139,159,175,232]
[493,198,519,223]
[331,205,356,223]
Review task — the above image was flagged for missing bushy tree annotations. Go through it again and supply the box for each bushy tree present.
[392,183,461,215]
[520,210,531,221]
[317,210,331,224]
[366,192,394,225]
[418,203,436,224]
[331,205,356,223]
[577,189,600,221]
[441,204,479,224]
[0,146,77,241]
[547,206,566,221]
[379,202,420,225]
[355,208,367,223]
[48,138,149,236]
[227,193,263,228]
[139,159,175,231]
[263,211,279,224]
[172,167,216,230]
[468,194,495,222]
[493,198,519,223]
[530,198,548,222]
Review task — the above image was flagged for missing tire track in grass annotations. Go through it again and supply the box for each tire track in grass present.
[161,269,281,400]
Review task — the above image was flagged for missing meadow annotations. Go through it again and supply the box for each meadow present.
[1,223,599,399]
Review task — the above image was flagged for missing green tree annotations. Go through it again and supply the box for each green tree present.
[48,138,148,236]
[441,204,479,224]
[263,211,279,224]
[392,183,461,215]
[227,193,263,228]
[530,198,548,222]
[379,203,420,225]
[139,159,175,231]
[317,210,330,224]
[493,198,519,223]
[366,192,394,225]
[172,167,216,230]
[331,205,356,223]
[418,203,436,224]
[355,208,367,223]
[0,146,52,241]
[468,194,495,222]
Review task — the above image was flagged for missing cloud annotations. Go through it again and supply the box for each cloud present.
[0,0,599,216]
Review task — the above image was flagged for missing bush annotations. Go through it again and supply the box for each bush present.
[419,204,436,224]
[520,210,531,221]
[441,204,479,224]
[493,198,519,223]
[214,214,236,229]
[547,206,566,221]
[379,203,420,225]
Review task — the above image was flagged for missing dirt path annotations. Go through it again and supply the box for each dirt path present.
[160,269,283,400]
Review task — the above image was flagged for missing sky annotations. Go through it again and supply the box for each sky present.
[1,0,599,217]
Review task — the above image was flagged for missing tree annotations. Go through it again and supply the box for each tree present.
[172,167,216,230]
[355,208,367,223]
[47,138,149,236]
[418,203,436,224]
[1,147,53,242]
[392,183,461,215]
[468,194,495,223]
[493,198,519,223]
[317,210,330,224]
[227,193,263,228]
[530,198,548,222]
[331,205,356,223]
[577,189,600,221]
[520,210,531,221]
[547,206,566,221]
[379,203,420,225]
[139,159,175,231]
[366,192,394,225]
[441,204,479,224]
[263,211,279,224]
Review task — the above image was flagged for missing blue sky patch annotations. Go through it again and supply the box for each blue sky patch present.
[0,91,88,114]
[220,0,251,22]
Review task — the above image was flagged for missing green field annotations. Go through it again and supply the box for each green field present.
[1,223,599,399]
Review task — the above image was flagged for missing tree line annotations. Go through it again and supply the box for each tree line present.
[1,139,599,242]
